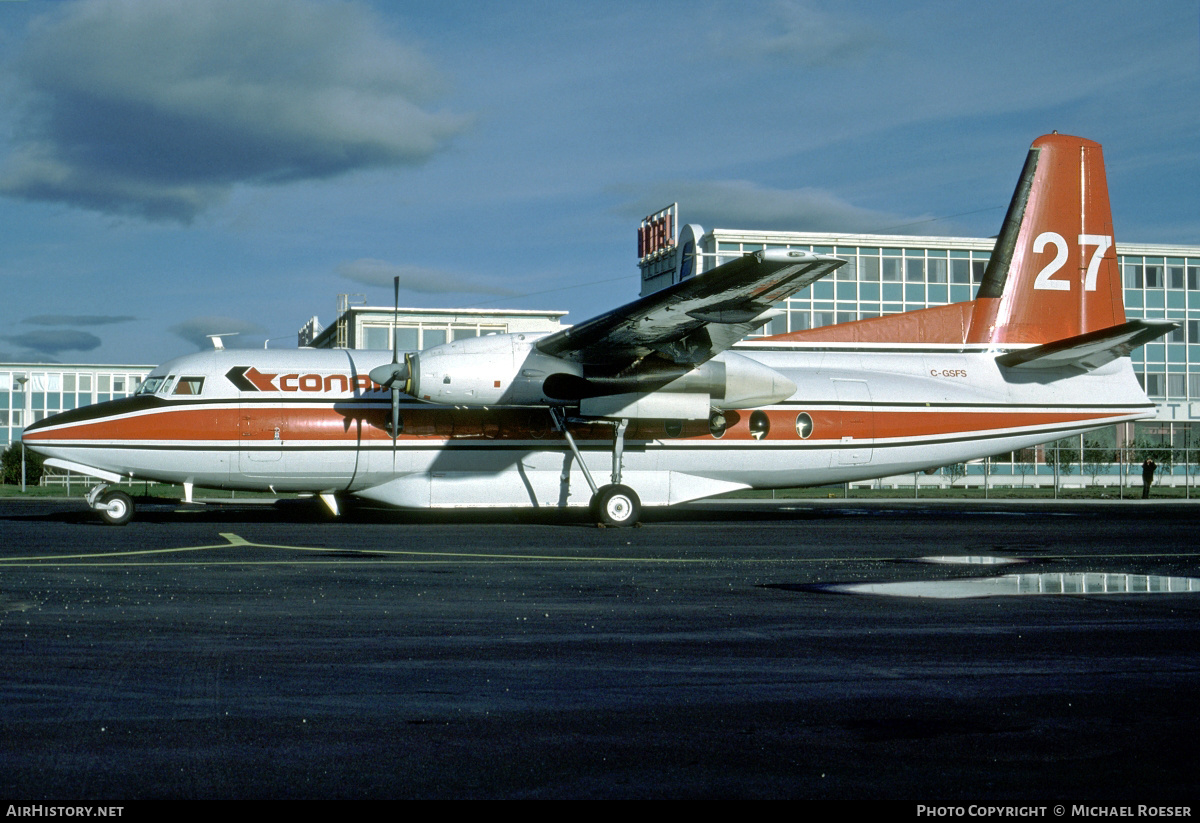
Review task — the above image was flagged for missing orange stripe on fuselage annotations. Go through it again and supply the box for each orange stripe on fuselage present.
[792,408,1129,442]
[23,404,1136,447]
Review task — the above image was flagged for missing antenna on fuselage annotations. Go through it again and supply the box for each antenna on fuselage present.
[206,333,239,351]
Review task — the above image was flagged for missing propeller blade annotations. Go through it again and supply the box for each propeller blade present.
[391,276,400,364]
[391,387,401,442]
[389,275,402,448]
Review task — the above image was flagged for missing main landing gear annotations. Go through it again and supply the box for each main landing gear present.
[87,484,134,526]
[551,409,641,528]
[591,483,641,528]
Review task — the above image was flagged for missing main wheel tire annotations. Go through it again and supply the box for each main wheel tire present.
[98,490,134,526]
[592,484,640,528]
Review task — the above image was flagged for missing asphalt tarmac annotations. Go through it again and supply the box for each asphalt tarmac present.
[1,497,1199,801]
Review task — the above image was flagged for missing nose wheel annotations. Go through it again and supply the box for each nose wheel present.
[591,484,640,528]
[97,489,134,526]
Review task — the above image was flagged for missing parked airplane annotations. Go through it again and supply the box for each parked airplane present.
[23,134,1173,526]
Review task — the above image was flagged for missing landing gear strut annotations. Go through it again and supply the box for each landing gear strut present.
[552,409,641,527]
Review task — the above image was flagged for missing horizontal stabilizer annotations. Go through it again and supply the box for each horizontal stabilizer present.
[996,320,1177,371]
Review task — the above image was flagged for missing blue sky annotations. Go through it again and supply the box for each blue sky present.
[0,0,1196,364]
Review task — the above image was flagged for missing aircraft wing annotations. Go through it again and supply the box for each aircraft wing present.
[536,248,843,369]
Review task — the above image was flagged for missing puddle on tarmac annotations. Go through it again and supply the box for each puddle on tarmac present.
[913,555,1022,565]
[822,572,1200,599]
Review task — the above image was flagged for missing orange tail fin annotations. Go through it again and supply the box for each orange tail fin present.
[968,133,1125,345]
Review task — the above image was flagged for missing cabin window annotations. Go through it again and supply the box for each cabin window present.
[173,377,205,396]
[708,412,727,439]
[749,411,770,440]
[796,413,813,439]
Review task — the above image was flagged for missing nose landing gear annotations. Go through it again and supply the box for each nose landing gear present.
[87,484,135,526]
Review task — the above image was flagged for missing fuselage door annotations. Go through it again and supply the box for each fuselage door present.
[239,404,286,469]
[831,378,874,465]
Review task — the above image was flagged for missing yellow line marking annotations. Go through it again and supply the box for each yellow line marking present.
[1,531,1198,568]
[0,533,247,563]
[0,532,710,565]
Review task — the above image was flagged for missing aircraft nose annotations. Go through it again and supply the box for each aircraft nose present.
[20,395,148,444]
[20,412,57,438]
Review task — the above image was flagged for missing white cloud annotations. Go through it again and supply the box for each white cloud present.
[3,329,102,355]
[620,179,931,235]
[169,316,266,350]
[25,314,136,327]
[715,0,882,66]
[0,0,469,221]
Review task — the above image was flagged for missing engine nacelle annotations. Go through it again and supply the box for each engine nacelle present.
[577,354,795,420]
[406,333,582,406]
[404,336,795,416]
[664,351,797,410]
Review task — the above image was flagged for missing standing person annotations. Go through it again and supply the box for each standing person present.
[1142,457,1157,499]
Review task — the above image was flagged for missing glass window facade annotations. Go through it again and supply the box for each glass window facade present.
[359,321,509,351]
[708,236,994,335]
[2,366,150,449]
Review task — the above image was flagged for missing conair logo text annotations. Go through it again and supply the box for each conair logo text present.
[226,367,383,393]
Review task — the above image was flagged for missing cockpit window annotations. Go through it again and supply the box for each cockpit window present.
[159,376,177,395]
[173,377,205,396]
[136,377,165,395]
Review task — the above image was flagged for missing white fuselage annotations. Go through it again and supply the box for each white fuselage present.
[24,341,1153,510]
